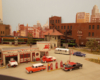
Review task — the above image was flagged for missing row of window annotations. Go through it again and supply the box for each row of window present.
[50,20,60,24]
[20,54,30,58]
[50,25,100,30]
[50,26,72,29]
[61,26,72,29]
[1,31,4,34]
[20,53,39,58]
[88,32,94,36]
[89,25,100,29]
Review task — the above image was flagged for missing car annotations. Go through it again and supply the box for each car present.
[41,56,56,63]
[9,60,18,67]
[25,63,46,74]
[73,52,86,57]
[62,62,82,71]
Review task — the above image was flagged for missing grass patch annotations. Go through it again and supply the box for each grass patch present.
[86,58,100,64]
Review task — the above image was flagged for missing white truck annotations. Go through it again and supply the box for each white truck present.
[9,58,18,67]
[55,48,70,55]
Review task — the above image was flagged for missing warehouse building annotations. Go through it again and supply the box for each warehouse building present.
[1,41,50,65]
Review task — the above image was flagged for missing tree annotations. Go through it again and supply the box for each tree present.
[27,33,33,46]
[86,39,98,52]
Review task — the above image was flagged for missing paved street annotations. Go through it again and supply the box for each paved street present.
[0,48,100,80]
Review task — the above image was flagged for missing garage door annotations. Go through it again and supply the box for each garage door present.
[6,56,17,64]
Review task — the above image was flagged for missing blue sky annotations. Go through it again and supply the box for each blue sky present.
[2,0,100,31]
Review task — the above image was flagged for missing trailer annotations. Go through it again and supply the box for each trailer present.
[55,48,70,55]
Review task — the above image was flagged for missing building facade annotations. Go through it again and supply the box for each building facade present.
[49,16,100,46]
[0,24,10,36]
[91,5,100,22]
[1,41,50,65]
[76,12,90,23]
[18,22,49,38]
[43,29,63,48]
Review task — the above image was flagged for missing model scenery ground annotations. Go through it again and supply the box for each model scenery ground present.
[0,45,100,80]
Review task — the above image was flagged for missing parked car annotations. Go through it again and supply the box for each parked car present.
[73,52,86,57]
[9,60,18,67]
[25,63,46,74]
[62,62,82,71]
[41,56,56,63]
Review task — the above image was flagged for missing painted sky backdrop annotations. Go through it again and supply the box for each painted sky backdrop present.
[2,0,100,31]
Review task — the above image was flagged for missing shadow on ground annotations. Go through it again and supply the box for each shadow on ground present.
[0,74,26,80]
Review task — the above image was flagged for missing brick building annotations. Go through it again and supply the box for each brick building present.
[49,16,100,46]
[91,5,100,22]
[76,12,90,23]
[0,24,10,36]
[18,22,49,38]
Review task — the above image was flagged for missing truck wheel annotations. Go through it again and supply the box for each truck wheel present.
[69,69,72,71]
[30,71,33,73]
[79,66,82,69]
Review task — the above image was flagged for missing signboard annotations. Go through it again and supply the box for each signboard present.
[77,30,83,36]
[37,42,50,51]
[3,48,39,55]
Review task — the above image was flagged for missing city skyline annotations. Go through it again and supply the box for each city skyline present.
[1,0,100,31]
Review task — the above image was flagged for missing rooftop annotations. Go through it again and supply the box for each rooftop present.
[2,45,38,51]
[43,29,63,36]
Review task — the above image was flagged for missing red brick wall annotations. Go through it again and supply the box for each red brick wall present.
[49,16,100,45]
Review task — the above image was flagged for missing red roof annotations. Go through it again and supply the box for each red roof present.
[43,29,63,36]
[68,62,76,65]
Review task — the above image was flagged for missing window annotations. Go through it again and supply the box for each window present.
[50,26,51,29]
[20,54,23,58]
[64,26,66,29]
[27,54,30,57]
[58,20,59,23]
[67,26,69,29]
[58,36,60,39]
[89,25,91,29]
[61,26,63,29]
[92,25,94,29]
[58,26,59,29]
[92,32,94,36]
[56,20,57,23]
[36,53,39,56]
[64,32,65,35]
[55,37,56,39]
[88,32,91,36]
[97,25,99,29]
[50,20,52,24]
[6,26,9,29]
[70,26,72,29]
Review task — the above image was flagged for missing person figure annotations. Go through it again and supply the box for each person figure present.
[40,57,43,63]
[33,57,36,62]
[6,62,10,69]
[48,63,50,70]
